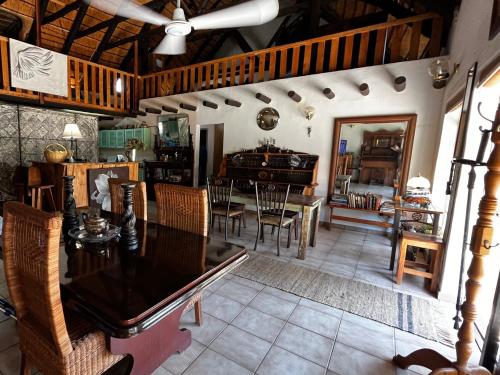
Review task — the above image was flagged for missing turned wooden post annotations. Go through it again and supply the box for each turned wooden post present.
[119,183,139,252]
[62,176,79,242]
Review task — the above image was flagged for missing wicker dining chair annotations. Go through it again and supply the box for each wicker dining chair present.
[2,201,124,375]
[108,178,148,220]
[206,177,245,240]
[254,182,293,256]
[154,183,208,325]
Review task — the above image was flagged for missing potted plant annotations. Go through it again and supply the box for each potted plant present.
[125,138,144,161]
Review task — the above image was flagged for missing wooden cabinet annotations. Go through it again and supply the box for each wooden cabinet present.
[32,161,139,210]
[218,146,319,195]
[98,128,151,150]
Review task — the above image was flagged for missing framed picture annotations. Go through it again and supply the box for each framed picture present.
[88,167,129,211]
[374,136,391,148]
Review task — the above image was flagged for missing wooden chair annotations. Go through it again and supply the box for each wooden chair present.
[108,178,148,220]
[254,182,294,256]
[2,201,124,375]
[13,165,56,211]
[154,183,208,325]
[396,231,444,293]
[206,177,245,240]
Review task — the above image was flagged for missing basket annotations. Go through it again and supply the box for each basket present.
[44,143,68,163]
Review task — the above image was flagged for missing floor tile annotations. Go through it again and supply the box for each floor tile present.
[288,305,341,339]
[202,293,244,323]
[181,311,227,346]
[230,275,266,291]
[329,342,396,375]
[210,325,271,372]
[161,340,205,374]
[257,346,325,375]
[320,262,356,279]
[152,366,174,375]
[216,280,260,305]
[298,298,343,319]
[184,348,252,375]
[342,312,395,336]
[336,318,395,361]
[249,293,297,320]
[275,323,334,367]
[232,307,286,343]
[261,286,301,304]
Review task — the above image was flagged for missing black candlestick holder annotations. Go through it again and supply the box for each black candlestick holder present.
[119,183,139,252]
[62,176,79,242]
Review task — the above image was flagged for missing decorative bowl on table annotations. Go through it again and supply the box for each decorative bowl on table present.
[68,224,121,244]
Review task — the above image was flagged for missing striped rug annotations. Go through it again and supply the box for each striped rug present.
[233,253,454,346]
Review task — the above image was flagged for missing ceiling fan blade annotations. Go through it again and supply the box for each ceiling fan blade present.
[154,34,186,55]
[85,0,170,26]
[189,0,279,30]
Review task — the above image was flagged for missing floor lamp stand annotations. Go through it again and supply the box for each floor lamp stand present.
[394,102,499,375]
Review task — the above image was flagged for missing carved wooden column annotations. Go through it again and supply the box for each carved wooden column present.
[119,183,139,252]
[394,102,500,374]
[62,176,79,242]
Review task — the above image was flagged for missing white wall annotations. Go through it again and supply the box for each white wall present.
[140,58,445,221]
[431,0,500,302]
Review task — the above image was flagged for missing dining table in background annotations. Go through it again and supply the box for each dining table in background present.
[231,192,322,260]
[60,213,247,375]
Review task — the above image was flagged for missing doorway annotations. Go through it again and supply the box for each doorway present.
[197,124,224,186]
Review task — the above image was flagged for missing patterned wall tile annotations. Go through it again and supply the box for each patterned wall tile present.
[0,103,19,138]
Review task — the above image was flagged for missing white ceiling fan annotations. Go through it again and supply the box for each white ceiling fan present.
[86,0,280,55]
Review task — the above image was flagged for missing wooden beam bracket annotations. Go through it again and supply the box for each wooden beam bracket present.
[256,93,272,104]
[225,99,242,107]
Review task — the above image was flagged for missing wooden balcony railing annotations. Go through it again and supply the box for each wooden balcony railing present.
[138,13,443,100]
[0,36,134,114]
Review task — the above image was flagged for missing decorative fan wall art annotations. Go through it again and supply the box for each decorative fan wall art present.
[9,39,68,97]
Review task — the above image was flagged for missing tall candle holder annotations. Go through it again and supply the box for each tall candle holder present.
[62,176,79,242]
[119,183,139,252]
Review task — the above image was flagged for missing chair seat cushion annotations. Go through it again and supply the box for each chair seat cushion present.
[212,207,245,217]
[261,215,293,227]
[263,209,299,219]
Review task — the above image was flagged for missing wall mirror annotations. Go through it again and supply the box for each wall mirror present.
[158,114,190,147]
[257,107,280,131]
[328,114,416,201]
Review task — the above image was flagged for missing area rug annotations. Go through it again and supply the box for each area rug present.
[233,253,455,346]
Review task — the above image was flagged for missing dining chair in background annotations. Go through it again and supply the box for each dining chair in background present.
[108,178,148,220]
[154,183,208,325]
[254,182,293,256]
[2,201,124,375]
[206,177,245,240]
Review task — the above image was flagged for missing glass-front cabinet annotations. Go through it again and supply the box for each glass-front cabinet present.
[98,128,151,149]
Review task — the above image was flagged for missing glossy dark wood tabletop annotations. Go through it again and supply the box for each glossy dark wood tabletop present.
[60,213,247,337]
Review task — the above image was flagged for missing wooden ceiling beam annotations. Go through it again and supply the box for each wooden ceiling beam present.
[265,15,291,48]
[61,2,89,54]
[231,30,252,53]
[308,0,321,36]
[278,1,309,17]
[43,0,83,25]
[27,0,49,44]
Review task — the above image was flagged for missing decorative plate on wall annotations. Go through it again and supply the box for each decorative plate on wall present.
[257,107,280,131]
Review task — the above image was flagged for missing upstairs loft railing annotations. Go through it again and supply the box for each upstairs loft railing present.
[138,13,443,100]
[0,36,134,115]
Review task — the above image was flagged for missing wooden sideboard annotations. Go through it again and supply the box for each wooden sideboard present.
[32,162,139,210]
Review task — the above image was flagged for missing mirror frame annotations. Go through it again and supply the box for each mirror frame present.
[328,114,417,199]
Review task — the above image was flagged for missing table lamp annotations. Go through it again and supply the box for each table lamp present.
[62,123,82,163]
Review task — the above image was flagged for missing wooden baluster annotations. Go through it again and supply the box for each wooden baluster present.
[175,70,181,93]
[75,61,81,102]
[113,71,118,109]
[359,32,369,67]
[280,49,288,78]
[316,41,325,73]
[83,63,89,104]
[374,28,387,65]
[230,59,237,86]
[106,69,111,108]
[239,57,246,85]
[291,46,300,76]
[221,62,228,88]
[429,16,443,57]
[408,21,422,60]
[91,65,96,105]
[205,64,212,89]
[303,44,312,75]
[390,25,405,63]
[343,35,354,69]
[0,39,9,90]
[190,68,196,91]
[99,66,104,106]
[213,62,220,88]
[126,75,131,111]
[269,50,277,80]
[247,57,254,84]
[120,73,125,110]
[258,53,266,82]
[196,66,202,90]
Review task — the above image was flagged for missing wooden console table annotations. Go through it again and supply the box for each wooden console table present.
[32,162,139,210]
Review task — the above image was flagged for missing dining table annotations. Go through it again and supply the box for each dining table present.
[231,192,323,260]
[389,200,445,270]
[59,213,248,375]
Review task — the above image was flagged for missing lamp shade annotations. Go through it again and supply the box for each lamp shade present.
[407,174,431,190]
[62,123,82,139]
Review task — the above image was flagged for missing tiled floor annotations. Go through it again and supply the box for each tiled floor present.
[0,214,481,375]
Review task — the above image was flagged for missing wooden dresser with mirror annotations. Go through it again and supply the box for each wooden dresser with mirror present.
[328,114,416,228]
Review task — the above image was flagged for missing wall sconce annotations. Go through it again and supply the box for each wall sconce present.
[304,105,315,137]
[428,59,458,89]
